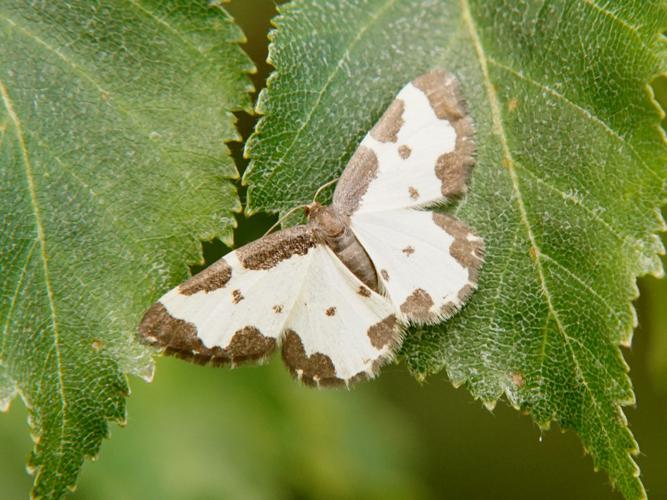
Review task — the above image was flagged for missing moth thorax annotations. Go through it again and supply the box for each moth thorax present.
[307,203,346,240]
[308,203,379,292]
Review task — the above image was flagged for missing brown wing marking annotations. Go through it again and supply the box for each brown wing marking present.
[432,212,485,282]
[367,314,399,350]
[399,288,434,323]
[236,224,316,270]
[139,304,276,366]
[179,258,232,295]
[281,330,370,387]
[370,98,405,143]
[332,145,379,216]
[413,70,475,198]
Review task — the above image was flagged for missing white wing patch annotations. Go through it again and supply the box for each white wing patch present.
[350,209,483,324]
[282,246,399,385]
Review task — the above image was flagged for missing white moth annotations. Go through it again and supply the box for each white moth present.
[140,70,484,387]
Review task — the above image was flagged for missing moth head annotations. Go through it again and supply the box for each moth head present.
[306,202,345,240]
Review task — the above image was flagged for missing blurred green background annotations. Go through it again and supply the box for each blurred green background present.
[2,2,666,499]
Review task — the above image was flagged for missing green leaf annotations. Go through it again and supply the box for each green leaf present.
[244,1,667,498]
[0,1,253,497]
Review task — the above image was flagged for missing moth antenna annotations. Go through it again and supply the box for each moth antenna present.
[312,177,340,203]
[263,204,309,237]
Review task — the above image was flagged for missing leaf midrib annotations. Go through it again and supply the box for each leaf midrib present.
[0,79,70,480]
[459,0,638,493]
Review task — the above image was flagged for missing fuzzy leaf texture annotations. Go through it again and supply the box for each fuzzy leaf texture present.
[0,1,253,497]
[244,1,667,498]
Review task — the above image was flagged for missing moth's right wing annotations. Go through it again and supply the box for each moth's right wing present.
[139,225,317,365]
[139,225,400,386]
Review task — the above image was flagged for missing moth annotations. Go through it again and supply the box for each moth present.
[139,70,484,387]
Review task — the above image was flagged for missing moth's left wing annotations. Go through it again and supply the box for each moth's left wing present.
[139,225,317,365]
[333,69,483,325]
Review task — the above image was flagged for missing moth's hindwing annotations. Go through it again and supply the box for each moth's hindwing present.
[350,209,484,324]
[282,245,400,386]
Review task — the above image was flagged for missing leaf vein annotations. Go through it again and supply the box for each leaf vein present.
[538,251,625,330]
[581,0,646,48]
[0,14,163,138]
[1,239,39,357]
[515,161,634,245]
[0,79,69,484]
[125,0,209,56]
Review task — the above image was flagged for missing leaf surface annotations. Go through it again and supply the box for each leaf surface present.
[244,1,667,497]
[0,1,253,496]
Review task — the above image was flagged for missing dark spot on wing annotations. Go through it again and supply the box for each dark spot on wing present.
[226,327,277,363]
[368,315,398,349]
[400,288,434,322]
[412,70,467,122]
[139,303,276,366]
[332,146,379,216]
[281,330,344,387]
[232,289,244,304]
[370,98,405,143]
[432,213,484,282]
[458,284,475,302]
[441,301,458,317]
[237,225,316,270]
[325,306,336,317]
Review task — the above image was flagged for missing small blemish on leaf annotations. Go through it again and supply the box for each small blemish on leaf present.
[529,246,539,261]
[511,372,525,387]
[508,97,518,112]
